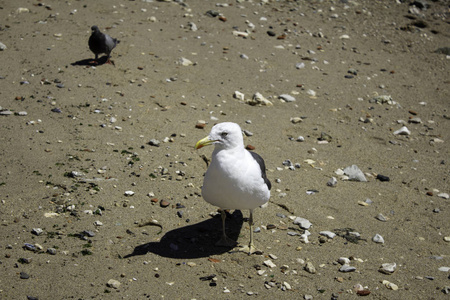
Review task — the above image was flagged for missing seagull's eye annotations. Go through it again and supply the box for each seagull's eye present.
[221,132,228,138]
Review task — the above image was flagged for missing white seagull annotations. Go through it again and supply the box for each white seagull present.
[195,122,271,254]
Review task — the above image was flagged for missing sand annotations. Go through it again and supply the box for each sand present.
[0,0,449,299]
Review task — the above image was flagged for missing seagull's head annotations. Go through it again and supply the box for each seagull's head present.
[195,122,244,150]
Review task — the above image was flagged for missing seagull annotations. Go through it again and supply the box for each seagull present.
[88,25,120,65]
[195,122,271,254]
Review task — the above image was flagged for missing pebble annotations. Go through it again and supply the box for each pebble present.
[376,213,388,222]
[343,165,367,182]
[339,265,356,272]
[263,259,276,268]
[124,190,135,196]
[249,92,273,106]
[107,279,121,289]
[290,117,303,124]
[327,177,337,187]
[279,94,296,102]
[337,257,351,265]
[382,280,398,290]
[305,262,316,274]
[293,217,312,229]
[393,126,411,136]
[160,200,170,208]
[438,193,449,199]
[178,57,194,66]
[233,91,245,101]
[319,231,336,239]
[370,95,396,105]
[149,139,160,147]
[296,62,305,69]
[372,234,385,244]
[380,263,396,274]
[20,272,30,279]
[376,174,390,182]
[0,42,6,50]
[31,228,44,236]
[438,267,450,272]
[47,248,57,255]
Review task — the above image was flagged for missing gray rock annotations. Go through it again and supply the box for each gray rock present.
[47,248,57,255]
[343,165,367,182]
[393,126,411,135]
[107,279,121,289]
[373,233,385,244]
[339,265,356,272]
[327,177,337,187]
[380,262,396,274]
[279,94,296,102]
[305,262,316,274]
[319,231,336,239]
[31,228,44,236]
[294,217,312,229]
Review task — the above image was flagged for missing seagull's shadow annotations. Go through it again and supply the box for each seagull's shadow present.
[71,56,109,66]
[123,211,244,259]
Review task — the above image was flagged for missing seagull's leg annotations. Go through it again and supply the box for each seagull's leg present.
[215,210,238,247]
[239,210,261,255]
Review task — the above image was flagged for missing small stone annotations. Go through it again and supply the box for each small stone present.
[279,94,296,102]
[376,174,390,182]
[380,263,396,274]
[124,191,135,196]
[233,91,245,101]
[263,259,276,268]
[20,272,30,279]
[296,62,305,69]
[337,257,351,265]
[148,139,160,147]
[178,57,193,66]
[437,193,449,199]
[393,126,411,136]
[196,120,206,129]
[382,280,398,290]
[305,262,316,274]
[290,117,303,124]
[107,279,121,289]
[293,217,312,229]
[340,265,356,272]
[408,117,422,124]
[47,248,57,255]
[343,165,367,182]
[249,92,273,106]
[327,177,337,187]
[376,213,388,222]
[373,234,385,244]
[160,200,170,208]
[31,228,44,236]
[319,231,336,239]
[438,267,450,272]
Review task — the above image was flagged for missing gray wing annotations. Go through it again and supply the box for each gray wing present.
[250,151,271,190]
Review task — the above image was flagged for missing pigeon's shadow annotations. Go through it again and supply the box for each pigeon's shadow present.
[123,211,244,259]
[71,56,109,66]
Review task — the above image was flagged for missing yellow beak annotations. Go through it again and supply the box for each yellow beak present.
[195,136,215,149]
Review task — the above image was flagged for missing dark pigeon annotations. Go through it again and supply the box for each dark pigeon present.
[88,25,119,65]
